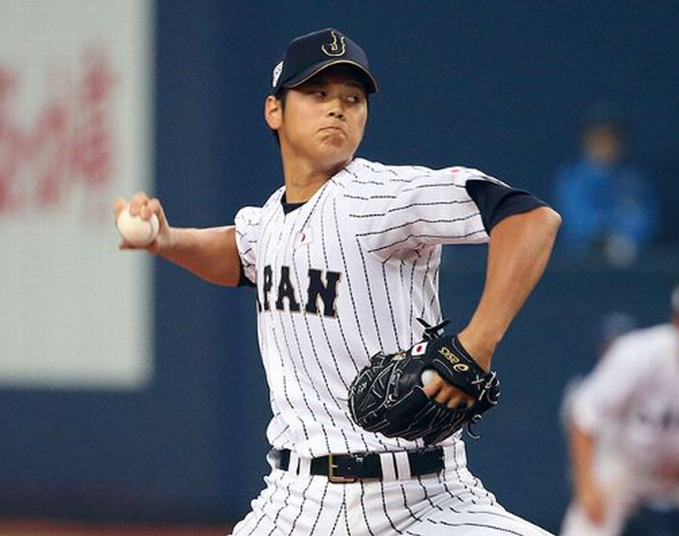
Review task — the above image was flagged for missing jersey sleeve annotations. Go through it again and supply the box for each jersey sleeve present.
[570,336,642,434]
[339,163,506,259]
[234,206,261,286]
[466,180,548,232]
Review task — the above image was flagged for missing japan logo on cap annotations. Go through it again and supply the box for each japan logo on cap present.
[321,31,346,57]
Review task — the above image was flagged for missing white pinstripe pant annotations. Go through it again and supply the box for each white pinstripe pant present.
[229,444,553,536]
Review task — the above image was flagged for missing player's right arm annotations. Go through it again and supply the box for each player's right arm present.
[569,422,607,524]
[114,193,241,287]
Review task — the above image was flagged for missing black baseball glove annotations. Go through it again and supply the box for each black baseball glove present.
[348,320,500,444]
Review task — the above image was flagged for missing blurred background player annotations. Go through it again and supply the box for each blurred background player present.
[559,311,638,427]
[552,103,659,267]
[560,285,679,536]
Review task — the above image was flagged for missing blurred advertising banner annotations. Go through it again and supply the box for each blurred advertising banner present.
[0,0,154,389]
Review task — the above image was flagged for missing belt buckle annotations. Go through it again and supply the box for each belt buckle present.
[328,453,358,484]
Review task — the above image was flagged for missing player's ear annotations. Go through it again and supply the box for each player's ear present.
[265,95,282,130]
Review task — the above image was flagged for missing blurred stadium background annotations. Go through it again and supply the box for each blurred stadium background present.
[1,1,678,535]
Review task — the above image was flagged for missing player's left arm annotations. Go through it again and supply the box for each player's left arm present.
[458,205,561,369]
[423,182,560,407]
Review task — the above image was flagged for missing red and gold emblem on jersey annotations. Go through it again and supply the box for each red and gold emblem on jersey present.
[295,228,312,248]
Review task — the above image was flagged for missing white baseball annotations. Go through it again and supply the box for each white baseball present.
[116,205,159,247]
[420,369,437,386]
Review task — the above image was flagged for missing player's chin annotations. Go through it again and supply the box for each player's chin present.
[318,132,349,147]
[318,138,356,160]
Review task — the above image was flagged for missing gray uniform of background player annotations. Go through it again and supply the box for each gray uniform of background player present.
[560,286,679,536]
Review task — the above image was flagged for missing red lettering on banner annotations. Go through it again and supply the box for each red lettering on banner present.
[0,46,116,217]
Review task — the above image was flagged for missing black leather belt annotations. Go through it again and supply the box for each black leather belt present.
[276,447,444,483]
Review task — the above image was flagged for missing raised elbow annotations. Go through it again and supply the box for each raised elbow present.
[519,206,562,247]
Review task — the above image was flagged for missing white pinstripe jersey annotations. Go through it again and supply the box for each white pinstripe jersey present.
[234,158,506,457]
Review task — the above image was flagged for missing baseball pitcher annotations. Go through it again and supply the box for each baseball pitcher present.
[115,28,561,536]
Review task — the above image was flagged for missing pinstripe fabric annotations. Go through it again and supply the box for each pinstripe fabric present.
[231,158,554,535]
[229,445,553,536]
[234,158,500,457]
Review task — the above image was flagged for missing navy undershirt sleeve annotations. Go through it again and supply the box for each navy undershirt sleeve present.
[465,180,548,233]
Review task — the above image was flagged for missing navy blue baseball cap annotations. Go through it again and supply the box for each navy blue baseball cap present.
[271,28,378,96]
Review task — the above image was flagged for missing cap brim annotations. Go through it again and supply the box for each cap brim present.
[283,59,378,94]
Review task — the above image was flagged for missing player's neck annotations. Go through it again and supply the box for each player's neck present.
[281,156,348,203]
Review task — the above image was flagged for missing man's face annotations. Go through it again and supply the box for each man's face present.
[584,125,623,166]
[268,65,368,173]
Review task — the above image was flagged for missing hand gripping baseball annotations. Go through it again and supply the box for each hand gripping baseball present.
[114,193,170,253]
[348,319,501,444]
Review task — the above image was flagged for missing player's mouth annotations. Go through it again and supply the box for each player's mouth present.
[320,126,346,136]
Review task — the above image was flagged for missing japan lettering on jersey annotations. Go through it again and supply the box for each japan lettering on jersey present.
[234,158,505,457]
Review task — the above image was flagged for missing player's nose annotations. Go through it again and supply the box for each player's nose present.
[327,97,346,119]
